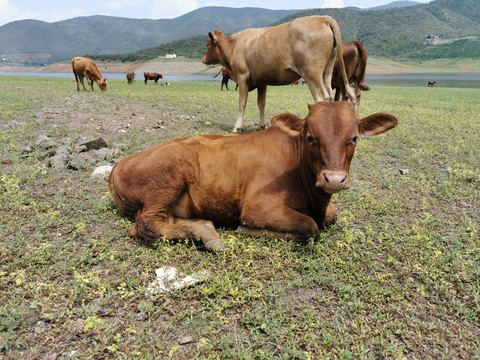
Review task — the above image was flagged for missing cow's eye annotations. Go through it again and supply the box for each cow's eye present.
[306,135,315,145]
[348,137,358,146]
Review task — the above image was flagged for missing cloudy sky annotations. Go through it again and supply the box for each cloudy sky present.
[1,0,433,26]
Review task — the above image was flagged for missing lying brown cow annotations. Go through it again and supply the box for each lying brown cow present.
[332,41,370,104]
[109,102,397,251]
[71,56,107,92]
[144,72,162,84]
[126,70,135,84]
[202,15,356,133]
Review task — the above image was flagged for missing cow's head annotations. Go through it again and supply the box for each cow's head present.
[271,102,398,194]
[202,30,224,66]
[98,78,107,92]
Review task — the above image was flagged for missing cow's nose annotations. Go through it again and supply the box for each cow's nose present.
[318,171,350,193]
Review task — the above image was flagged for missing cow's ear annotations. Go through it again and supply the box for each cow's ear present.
[271,113,306,137]
[208,32,215,42]
[358,113,398,136]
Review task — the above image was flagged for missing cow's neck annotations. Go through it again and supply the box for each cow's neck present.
[291,137,332,223]
[219,35,237,80]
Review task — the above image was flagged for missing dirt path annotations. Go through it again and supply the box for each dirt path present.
[2,58,480,76]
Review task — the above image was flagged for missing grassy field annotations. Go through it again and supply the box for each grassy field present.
[0,76,479,359]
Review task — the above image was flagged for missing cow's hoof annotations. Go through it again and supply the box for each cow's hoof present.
[325,202,337,227]
[203,239,224,252]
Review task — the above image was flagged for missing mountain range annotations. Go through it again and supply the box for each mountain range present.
[0,0,478,65]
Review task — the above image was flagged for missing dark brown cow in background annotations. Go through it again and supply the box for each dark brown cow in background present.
[144,72,163,84]
[332,41,370,104]
[71,56,107,92]
[108,102,397,251]
[214,67,238,91]
[126,70,135,84]
[202,15,356,133]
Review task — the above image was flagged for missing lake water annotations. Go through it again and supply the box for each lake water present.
[1,71,479,88]
[365,73,480,89]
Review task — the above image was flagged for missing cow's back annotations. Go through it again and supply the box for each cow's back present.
[72,56,98,75]
[233,16,336,86]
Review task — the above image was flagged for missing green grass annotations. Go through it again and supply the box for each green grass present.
[0,76,479,359]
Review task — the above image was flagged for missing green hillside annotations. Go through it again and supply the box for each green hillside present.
[0,0,478,64]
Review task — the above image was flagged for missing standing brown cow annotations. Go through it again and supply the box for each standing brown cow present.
[202,15,356,133]
[332,41,370,104]
[214,67,238,91]
[108,102,397,251]
[126,70,135,84]
[71,56,107,92]
[144,72,163,84]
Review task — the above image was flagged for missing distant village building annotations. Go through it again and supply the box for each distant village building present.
[165,53,177,59]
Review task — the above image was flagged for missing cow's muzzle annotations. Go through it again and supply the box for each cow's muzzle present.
[316,170,351,194]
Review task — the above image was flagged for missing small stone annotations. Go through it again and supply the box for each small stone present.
[36,135,56,149]
[399,169,409,175]
[179,336,193,345]
[134,312,147,321]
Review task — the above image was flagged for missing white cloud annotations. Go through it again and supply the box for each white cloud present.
[149,0,200,19]
[97,0,146,11]
[0,0,25,25]
[323,0,344,8]
[0,0,87,25]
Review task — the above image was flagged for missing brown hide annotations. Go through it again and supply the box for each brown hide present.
[71,56,107,92]
[332,41,370,104]
[202,15,356,133]
[126,70,135,84]
[144,72,163,84]
[109,102,398,251]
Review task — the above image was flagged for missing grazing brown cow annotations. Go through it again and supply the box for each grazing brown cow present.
[214,67,238,91]
[428,81,436,87]
[202,15,356,133]
[126,70,135,84]
[71,56,107,92]
[109,102,397,251]
[332,41,370,104]
[144,72,163,84]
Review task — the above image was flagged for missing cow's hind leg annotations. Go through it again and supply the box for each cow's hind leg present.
[303,75,328,103]
[130,206,224,252]
[257,85,267,130]
[79,75,88,91]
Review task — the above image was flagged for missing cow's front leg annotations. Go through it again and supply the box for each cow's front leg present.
[257,85,267,130]
[240,203,320,241]
[233,83,249,133]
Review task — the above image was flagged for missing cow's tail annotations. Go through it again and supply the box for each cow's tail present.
[108,168,159,245]
[108,168,138,216]
[329,19,357,107]
[213,67,222,78]
[356,41,370,91]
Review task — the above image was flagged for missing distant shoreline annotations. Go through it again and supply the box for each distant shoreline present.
[1,58,479,76]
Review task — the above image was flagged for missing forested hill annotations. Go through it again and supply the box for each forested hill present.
[273,0,480,58]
